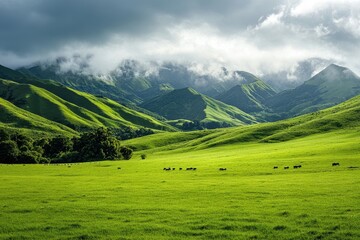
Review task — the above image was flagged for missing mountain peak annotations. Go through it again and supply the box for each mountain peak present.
[309,64,359,84]
[325,63,348,72]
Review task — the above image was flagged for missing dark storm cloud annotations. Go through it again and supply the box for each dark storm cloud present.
[0,0,359,75]
[0,0,278,55]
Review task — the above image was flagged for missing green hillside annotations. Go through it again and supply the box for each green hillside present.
[268,64,360,117]
[127,93,360,151]
[0,97,76,136]
[0,65,175,132]
[141,87,257,126]
[217,80,276,114]
[0,78,174,131]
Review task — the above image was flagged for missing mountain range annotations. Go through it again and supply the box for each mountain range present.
[1,60,360,135]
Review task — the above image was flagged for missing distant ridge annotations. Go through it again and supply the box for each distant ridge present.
[267,64,360,117]
[141,87,257,126]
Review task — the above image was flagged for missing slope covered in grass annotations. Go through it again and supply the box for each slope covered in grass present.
[0,65,175,131]
[0,78,174,131]
[217,80,276,115]
[0,97,76,136]
[127,93,360,151]
[141,87,257,126]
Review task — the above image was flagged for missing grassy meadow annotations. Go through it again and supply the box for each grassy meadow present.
[1,129,359,240]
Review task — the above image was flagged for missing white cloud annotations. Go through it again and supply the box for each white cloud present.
[256,6,285,29]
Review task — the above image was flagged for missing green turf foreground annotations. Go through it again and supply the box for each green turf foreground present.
[0,131,359,239]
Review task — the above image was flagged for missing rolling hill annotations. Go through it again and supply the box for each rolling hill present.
[127,92,360,151]
[141,87,257,126]
[0,65,175,132]
[267,64,360,118]
[0,97,76,136]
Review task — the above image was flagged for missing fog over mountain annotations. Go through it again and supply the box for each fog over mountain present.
[1,0,360,83]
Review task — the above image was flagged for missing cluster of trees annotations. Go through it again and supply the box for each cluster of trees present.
[0,128,133,164]
[111,127,154,140]
[181,120,232,131]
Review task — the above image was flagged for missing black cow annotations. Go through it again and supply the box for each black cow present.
[273,166,278,169]
[219,168,227,171]
[332,162,340,166]
[284,166,289,169]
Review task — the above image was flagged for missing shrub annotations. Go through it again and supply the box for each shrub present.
[17,151,42,164]
[120,146,133,160]
[0,140,19,163]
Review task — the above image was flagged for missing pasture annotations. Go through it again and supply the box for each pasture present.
[0,130,359,239]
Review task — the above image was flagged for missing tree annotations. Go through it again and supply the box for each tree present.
[0,140,19,163]
[74,128,124,161]
[120,146,133,160]
[44,136,73,158]
[11,133,33,151]
[17,151,42,164]
[0,129,10,142]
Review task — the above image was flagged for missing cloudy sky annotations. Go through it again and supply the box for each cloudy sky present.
[0,0,359,75]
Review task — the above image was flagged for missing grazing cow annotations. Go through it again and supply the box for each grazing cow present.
[273,166,278,169]
[179,168,182,170]
[284,166,289,170]
[163,167,171,171]
[193,168,197,170]
[172,168,176,170]
[186,168,193,170]
[117,167,121,170]
[332,162,340,166]
[219,168,227,171]
[293,165,302,169]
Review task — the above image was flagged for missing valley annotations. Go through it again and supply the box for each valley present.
[1,128,359,239]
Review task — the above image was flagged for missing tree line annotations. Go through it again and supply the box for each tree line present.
[181,120,232,131]
[0,128,133,164]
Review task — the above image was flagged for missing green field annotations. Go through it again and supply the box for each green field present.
[1,129,359,239]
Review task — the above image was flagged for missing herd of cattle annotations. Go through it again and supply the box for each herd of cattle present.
[163,167,198,171]
[162,163,341,171]
[163,167,227,171]
[274,162,340,170]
